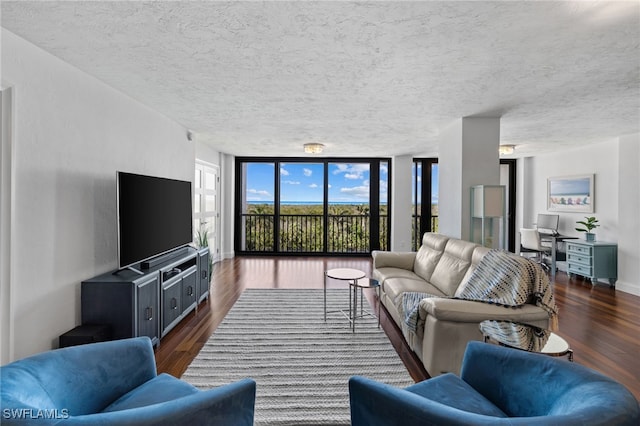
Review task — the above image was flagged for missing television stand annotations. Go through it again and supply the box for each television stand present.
[81,246,210,347]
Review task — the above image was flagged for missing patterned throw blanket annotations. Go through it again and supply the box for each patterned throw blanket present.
[401,250,559,336]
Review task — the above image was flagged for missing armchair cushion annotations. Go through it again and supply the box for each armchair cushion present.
[102,373,198,412]
[404,374,507,418]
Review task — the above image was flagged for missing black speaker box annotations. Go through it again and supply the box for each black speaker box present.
[59,324,112,348]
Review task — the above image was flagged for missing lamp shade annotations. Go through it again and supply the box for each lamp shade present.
[472,185,505,218]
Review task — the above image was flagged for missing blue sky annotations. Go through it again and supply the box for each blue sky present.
[413,163,439,204]
[244,162,389,203]
[244,162,440,204]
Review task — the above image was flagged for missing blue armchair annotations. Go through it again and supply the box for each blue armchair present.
[350,341,639,425]
[1,337,255,425]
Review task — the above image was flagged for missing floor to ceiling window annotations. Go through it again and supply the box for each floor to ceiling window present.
[279,162,324,252]
[239,162,275,252]
[411,158,516,252]
[412,158,439,251]
[235,158,390,255]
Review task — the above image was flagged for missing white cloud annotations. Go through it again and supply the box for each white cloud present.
[283,180,300,185]
[333,163,370,180]
[247,189,273,201]
[303,168,313,177]
[309,183,318,188]
[340,185,370,199]
[280,167,289,176]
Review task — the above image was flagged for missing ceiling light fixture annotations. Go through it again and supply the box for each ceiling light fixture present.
[303,143,324,154]
[499,144,516,155]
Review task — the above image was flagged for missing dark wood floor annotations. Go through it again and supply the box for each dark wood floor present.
[155,256,640,400]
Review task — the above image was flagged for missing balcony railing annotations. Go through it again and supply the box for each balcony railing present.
[413,215,439,251]
[240,213,388,253]
[242,213,436,253]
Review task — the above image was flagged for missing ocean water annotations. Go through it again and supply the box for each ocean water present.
[247,201,385,205]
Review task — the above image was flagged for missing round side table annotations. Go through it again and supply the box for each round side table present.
[348,277,380,332]
[324,268,366,323]
[479,320,573,361]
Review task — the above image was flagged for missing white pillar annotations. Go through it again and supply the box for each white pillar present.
[617,133,640,296]
[438,117,501,241]
[390,155,413,251]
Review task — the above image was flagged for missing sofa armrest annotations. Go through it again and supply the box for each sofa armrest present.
[372,251,416,270]
[418,298,549,323]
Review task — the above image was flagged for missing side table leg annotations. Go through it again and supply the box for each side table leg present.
[352,282,357,333]
[324,271,327,322]
[348,280,352,327]
[377,286,381,328]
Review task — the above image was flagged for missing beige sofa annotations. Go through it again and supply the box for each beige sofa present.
[373,233,551,376]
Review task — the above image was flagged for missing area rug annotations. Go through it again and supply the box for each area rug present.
[182,288,414,425]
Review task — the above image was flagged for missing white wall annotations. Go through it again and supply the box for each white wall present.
[195,140,221,167]
[439,117,500,240]
[221,153,235,259]
[1,86,15,364]
[522,137,639,296]
[2,30,195,360]
[390,155,412,251]
[617,134,640,296]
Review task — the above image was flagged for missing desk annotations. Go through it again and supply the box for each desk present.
[539,233,578,280]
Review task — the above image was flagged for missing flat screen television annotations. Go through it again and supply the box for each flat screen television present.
[117,171,193,270]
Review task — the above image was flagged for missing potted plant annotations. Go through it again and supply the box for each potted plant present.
[575,216,599,242]
[195,227,214,278]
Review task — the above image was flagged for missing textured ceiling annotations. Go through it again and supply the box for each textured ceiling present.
[2,1,639,158]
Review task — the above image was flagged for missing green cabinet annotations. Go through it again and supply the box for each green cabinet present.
[566,241,617,287]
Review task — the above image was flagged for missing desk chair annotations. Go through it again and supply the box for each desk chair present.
[520,228,551,271]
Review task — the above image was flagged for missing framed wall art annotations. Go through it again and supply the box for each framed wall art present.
[547,174,594,213]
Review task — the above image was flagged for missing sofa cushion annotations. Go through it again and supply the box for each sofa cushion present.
[405,373,508,418]
[457,246,491,296]
[413,234,448,281]
[102,373,198,413]
[374,267,423,286]
[383,277,446,307]
[429,239,476,295]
